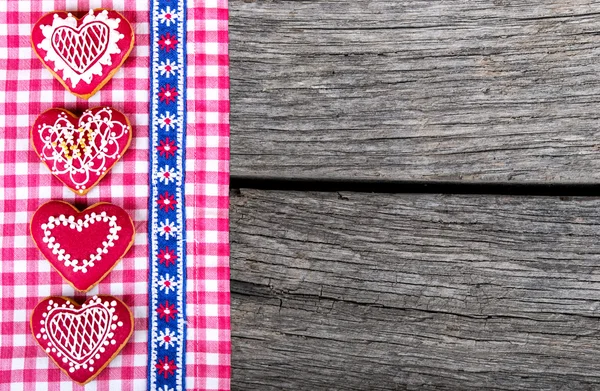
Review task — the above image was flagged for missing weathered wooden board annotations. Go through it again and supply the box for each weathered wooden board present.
[230,0,600,183]
[231,189,600,390]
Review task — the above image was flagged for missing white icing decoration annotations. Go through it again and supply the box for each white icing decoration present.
[42,212,122,273]
[37,108,129,193]
[37,297,124,373]
[37,10,124,88]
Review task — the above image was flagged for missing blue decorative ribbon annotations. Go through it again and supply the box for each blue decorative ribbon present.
[148,0,187,389]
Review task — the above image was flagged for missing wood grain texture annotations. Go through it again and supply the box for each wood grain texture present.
[231,189,600,390]
[230,0,600,183]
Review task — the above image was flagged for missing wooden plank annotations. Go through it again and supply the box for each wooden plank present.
[231,189,600,390]
[230,0,600,183]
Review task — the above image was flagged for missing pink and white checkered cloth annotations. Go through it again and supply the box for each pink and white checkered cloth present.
[0,1,230,390]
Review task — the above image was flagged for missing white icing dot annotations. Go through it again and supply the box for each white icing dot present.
[111,300,117,307]
[46,348,51,353]
[117,321,123,327]
[95,354,101,359]
[110,340,116,345]
[69,368,75,373]
[36,334,41,339]
[89,367,94,372]
[62,357,68,363]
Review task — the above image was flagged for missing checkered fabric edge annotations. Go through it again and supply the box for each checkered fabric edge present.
[0,0,230,390]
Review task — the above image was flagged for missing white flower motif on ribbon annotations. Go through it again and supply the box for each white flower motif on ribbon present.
[158,219,178,240]
[156,328,178,350]
[157,6,179,27]
[158,59,179,78]
[157,273,178,294]
[157,165,178,185]
[158,111,179,131]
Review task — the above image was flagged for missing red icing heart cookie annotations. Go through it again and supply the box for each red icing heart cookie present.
[31,107,132,195]
[31,9,135,99]
[31,201,135,292]
[31,295,134,385]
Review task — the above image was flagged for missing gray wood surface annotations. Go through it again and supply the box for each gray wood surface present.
[230,0,600,183]
[231,189,600,390]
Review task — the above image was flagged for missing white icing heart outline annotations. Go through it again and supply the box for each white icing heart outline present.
[41,211,122,273]
[36,10,124,88]
[52,22,109,74]
[36,107,130,194]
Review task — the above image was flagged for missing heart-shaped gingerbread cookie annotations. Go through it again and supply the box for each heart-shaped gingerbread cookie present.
[31,201,135,292]
[31,295,134,384]
[31,107,132,195]
[31,9,135,99]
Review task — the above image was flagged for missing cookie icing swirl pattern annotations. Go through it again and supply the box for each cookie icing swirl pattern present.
[37,107,129,193]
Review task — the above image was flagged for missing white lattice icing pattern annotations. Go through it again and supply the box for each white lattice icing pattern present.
[36,10,124,88]
[35,297,125,374]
